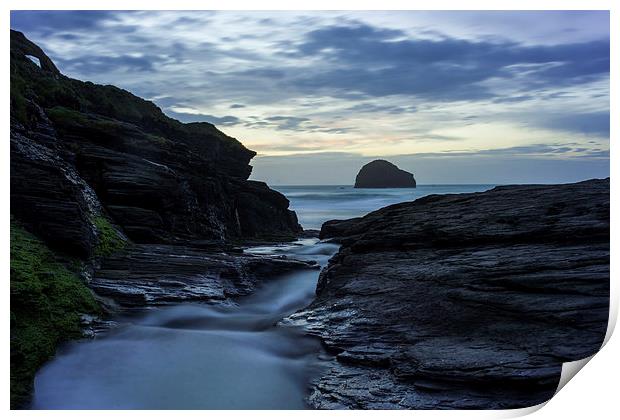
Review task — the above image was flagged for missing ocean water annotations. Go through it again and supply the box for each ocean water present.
[274,185,497,230]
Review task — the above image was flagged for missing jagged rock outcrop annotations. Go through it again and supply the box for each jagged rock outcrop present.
[354,159,416,188]
[10,29,301,255]
[285,179,609,409]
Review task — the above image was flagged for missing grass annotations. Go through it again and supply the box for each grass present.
[93,216,127,257]
[10,219,101,408]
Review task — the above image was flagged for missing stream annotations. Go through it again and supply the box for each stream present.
[31,238,339,409]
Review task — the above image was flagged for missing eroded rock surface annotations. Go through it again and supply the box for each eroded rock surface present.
[286,179,609,409]
[10,29,301,253]
[91,244,318,307]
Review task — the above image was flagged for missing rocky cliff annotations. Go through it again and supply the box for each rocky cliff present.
[10,29,301,254]
[354,159,416,188]
[9,30,303,407]
[285,179,609,409]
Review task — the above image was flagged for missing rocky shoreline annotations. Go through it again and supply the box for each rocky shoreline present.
[10,29,610,410]
[285,178,610,409]
[9,30,306,408]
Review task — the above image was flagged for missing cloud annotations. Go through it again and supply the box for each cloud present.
[346,103,416,114]
[257,143,608,161]
[9,10,610,176]
[10,10,121,35]
[492,95,535,104]
[12,13,609,107]
[263,116,310,130]
[275,22,610,101]
[243,115,355,134]
[400,144,609,159]
[538,111,610,137]
[166,110,241,126]
[55,54,166,74]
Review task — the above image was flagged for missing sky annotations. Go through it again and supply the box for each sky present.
[10,10,610,185]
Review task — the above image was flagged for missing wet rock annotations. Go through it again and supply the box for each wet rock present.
[286,179,609,409]
[354,159,416,188]
[91,244,318,307]
[235,180,302,240]
[300,229,321,238]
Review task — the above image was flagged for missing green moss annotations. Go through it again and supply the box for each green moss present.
[46,105,89,127]
[93,216,127,257]
[10,219,100,408]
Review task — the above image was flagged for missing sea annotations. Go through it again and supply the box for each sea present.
[274,184,496,230]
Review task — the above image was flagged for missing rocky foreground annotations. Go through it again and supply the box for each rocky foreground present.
[285,178,610,409]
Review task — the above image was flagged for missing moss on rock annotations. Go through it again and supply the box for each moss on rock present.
[10,218,100,408]
[93,215,127,257]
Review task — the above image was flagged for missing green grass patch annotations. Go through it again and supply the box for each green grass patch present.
[46,105,89,127]
[10,219,100,408]
[93,216,127,257]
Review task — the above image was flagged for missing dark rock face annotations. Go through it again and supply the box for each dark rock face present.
[10,117,102,258]
[285,179,609,409]
[10,29,301,255]
[354,159,416,188]
[91,244,318,308]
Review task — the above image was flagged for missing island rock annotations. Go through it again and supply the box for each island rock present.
[354,159,416,188]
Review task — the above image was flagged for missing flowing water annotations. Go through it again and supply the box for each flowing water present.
[32,185,494,409]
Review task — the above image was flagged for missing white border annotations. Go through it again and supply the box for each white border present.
[2,1,616,419]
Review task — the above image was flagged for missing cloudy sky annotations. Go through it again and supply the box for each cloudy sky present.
[11,10,609,184]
